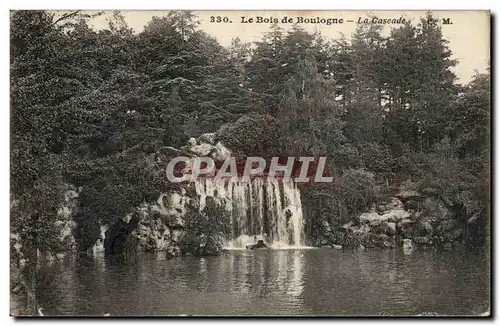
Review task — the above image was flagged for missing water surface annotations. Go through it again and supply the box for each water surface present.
[31,248,490,316]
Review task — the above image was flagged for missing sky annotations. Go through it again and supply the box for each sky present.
[62,10,490,84]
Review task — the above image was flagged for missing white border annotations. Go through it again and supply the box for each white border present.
[4,1,498,10]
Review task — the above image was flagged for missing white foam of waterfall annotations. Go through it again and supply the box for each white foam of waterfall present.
[194,177,307,249]
[282,179,305,247]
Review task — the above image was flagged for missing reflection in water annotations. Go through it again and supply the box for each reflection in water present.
[291,251,304,298]
[215,250,305,299]
[27,248,489,316]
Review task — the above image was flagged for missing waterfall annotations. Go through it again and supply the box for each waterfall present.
[194,178,306,249]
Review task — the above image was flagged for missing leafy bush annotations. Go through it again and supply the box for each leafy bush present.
[216,113,282,156]
[302,168,377,240]
[180,197,231,256]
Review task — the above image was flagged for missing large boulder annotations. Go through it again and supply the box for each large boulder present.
[385,209,412,222]
[189,141,214,156]
[184,134,232,163]
[359,209,410,225]
[198,132,216,144]
[359,212,380,224]
[376,197,404,214]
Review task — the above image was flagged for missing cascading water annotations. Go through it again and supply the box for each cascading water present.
[195,177,306,249]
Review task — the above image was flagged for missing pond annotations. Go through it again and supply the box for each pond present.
[27,247,490,316]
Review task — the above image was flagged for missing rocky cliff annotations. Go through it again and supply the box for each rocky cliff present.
[94,133,233,260]
[314,180,479,251]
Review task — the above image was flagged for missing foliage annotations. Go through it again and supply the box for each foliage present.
[180,197,231,256]
[216,113,281,156]
[302,168,377,238]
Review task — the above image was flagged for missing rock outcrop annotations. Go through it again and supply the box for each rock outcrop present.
[315,180,468,250]
[134,191,189,258]
[95,132,232,259]
[55,186,80,253]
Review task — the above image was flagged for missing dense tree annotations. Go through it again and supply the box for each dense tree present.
[11,10,107,314]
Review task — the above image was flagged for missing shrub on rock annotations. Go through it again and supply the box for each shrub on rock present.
[180,197,230,256]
